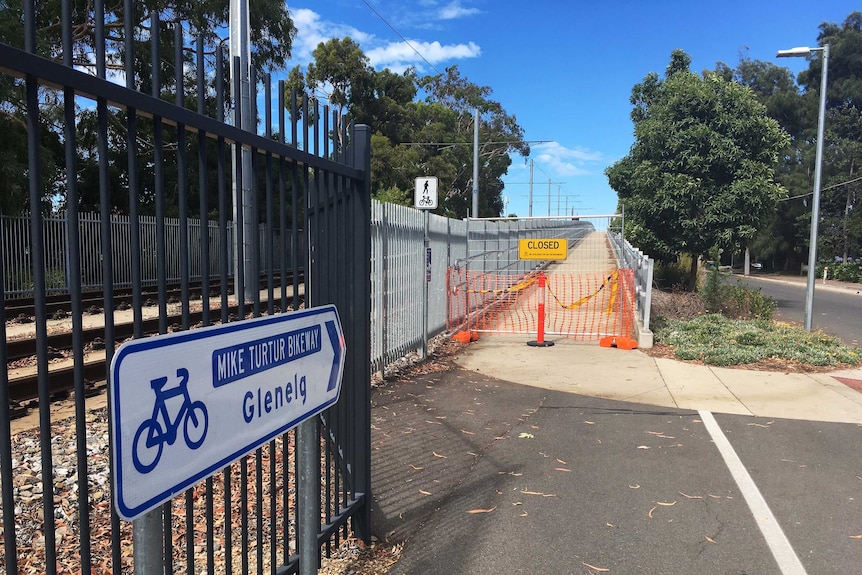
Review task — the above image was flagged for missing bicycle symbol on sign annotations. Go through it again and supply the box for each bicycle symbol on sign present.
[132,367,209,474]
[418,195,433,207]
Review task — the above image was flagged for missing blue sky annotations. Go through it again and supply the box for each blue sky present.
[282,0,858,219]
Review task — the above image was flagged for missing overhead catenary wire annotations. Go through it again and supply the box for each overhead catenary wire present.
[360,0,441,75]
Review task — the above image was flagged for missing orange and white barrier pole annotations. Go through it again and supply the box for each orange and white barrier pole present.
[527,272,554,348]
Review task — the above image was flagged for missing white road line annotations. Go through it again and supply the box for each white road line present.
[699,410,808,575]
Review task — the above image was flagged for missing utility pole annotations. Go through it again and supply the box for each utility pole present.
[472,109,479,218]
[230,0,255,302]
[528,159,534,217]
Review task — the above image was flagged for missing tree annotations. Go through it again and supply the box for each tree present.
[293,46,529,217]
[606,49,789,289]
[710,54,810,271]
[799,12,862,263]
[0,0,296,216]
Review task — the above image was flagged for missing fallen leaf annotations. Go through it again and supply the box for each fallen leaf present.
[629,484,640,489]
[849,535,862,539]
[648,506,657,519]
[432,451,447,458]
[521,490,556,497]
[419,490,432,496]
[556,458,567,465]
[584,421,595,425]
[705,536,716,544]
[518,432,534,439]
[520,512,528,517]
[409,464,424,471]
[646,431,664,435]
[656,501,676,506]
[460,429,475,435]
[637,446,651,450]
[467,506,497,514]
[555,467,572,473]
[679,492,702,499]
[582,561,610,572]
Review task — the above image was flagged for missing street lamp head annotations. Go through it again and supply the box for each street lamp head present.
[776,46,820,57]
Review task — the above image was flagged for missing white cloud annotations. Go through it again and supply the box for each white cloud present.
[290,8,375,64]
[520,142,606,177]
[438,1,481,20]
[366,40,481,71]
[289,7,481,73]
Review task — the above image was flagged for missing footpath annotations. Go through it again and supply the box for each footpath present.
[369,335,862,574]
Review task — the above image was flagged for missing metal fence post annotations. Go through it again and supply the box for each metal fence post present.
[351,124,373,542]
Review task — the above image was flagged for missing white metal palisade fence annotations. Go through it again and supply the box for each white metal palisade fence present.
[1,206,653,371]
[608,231,654,331]
[370,200,466,373]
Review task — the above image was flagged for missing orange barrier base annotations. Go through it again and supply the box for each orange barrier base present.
[599,336,638,350]
[452,330,480,343]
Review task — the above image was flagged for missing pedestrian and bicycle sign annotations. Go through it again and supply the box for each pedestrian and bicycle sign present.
[415,176,438,209]
[110,305,346,521]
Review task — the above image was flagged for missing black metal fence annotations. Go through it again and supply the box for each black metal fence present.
[0,2,370,573]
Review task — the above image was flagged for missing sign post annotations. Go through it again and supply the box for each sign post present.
[110,306,346,570]
[415,177,437,358]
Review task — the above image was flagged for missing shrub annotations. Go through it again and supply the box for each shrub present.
[654,314,862,367]
[654,257,692,290]
[697,269,776,320]
[816,262,861,282]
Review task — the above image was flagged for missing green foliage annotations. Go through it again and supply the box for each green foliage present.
[607,50,789,290]
[0,0,296,217]
[729,12,862,272]
[655,314,861,367]
[701,268,724,313]
[819,261,862,282]
[698,269,777,319]
[297,43,529,216]
[653,256,694,290]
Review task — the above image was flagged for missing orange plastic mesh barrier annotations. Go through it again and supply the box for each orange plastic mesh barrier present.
[447,267,637,342]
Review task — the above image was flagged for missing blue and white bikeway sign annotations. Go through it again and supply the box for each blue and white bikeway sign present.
[109,305,346,521]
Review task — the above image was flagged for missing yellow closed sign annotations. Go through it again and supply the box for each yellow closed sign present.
[518,238,568,260]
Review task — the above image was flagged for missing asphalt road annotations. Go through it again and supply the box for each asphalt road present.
[378,374,862,575]
[731,274,862,346]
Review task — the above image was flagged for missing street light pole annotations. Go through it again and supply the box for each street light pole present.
[777,44,829,332]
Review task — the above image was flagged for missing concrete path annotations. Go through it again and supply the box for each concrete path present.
[453,334,862,424]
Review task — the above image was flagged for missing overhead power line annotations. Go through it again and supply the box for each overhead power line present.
[361,0,441,74]
[399,140,552,146]
[778,175,862,202]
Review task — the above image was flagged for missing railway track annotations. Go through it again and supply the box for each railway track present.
[5,276,304,418]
